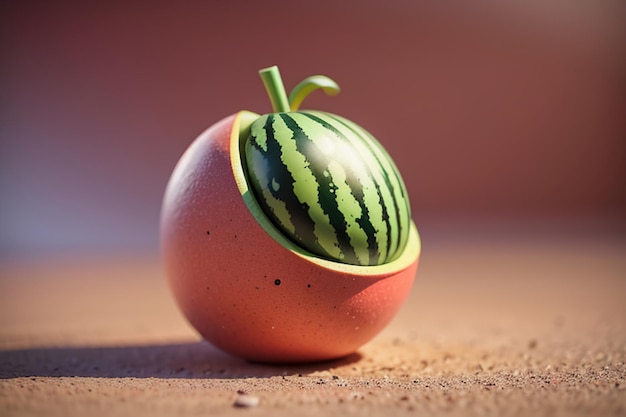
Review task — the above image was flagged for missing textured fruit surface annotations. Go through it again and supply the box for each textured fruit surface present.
[245,111,410,266]
[160,111,420,363]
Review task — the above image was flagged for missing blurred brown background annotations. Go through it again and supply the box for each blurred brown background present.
[1,0,624,258]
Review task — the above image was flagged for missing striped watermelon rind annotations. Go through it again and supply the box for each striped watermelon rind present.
[232,111,420,273]
[243,110,411,266]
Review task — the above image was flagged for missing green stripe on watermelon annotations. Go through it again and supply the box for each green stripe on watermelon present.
[271,114,345,261]
[317,112,410,262]
[247,114,338,260]
[279,113,361,265]
[293,112,387,264]
[299,112,402,262]
[245,116,296,237]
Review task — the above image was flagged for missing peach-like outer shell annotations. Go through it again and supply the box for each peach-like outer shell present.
[160,112,420,363]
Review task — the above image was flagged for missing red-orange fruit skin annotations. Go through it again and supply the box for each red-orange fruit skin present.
[160,112,419,363]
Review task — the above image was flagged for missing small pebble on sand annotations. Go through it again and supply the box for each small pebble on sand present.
[234,394,260,408]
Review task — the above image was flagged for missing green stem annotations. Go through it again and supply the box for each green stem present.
[259,66,291,113]
[288,75,340,111]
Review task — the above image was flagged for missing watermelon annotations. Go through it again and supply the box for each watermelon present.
[244,108,410,266]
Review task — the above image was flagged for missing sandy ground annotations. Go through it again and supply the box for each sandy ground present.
[1,225,625,416]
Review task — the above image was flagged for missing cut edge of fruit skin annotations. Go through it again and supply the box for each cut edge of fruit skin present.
[230,110,421,277]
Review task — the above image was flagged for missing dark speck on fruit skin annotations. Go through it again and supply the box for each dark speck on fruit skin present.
[274,279,281,286]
